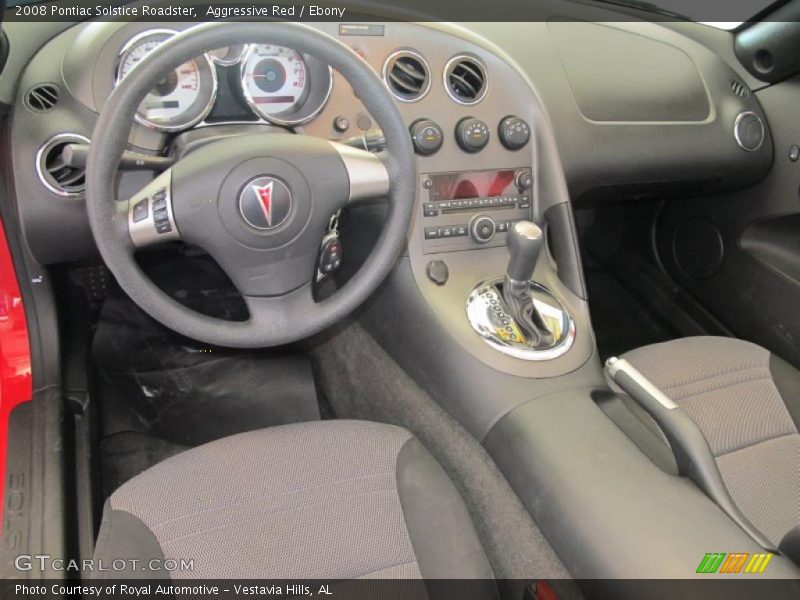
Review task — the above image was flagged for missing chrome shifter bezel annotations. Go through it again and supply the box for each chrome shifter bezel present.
[466,278,575,361]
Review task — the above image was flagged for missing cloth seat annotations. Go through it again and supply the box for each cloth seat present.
[93,420,495,585]
[612,336,800,549]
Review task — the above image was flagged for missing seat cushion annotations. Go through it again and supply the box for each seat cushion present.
[93,420,494,582]
[611,336,800,547]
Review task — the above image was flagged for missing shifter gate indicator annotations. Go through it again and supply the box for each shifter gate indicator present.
[466,279,575,361]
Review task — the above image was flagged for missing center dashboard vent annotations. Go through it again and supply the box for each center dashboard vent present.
[25,83,60,112]
[445,56,487,105]
[36,134,90,197]
[383,51,430,102]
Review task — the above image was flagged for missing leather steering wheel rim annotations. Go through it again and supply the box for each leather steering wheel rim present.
[85,22,415,348]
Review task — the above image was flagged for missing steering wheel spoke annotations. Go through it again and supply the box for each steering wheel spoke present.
[127,168,181,248]
[330,143,390,206]
[243,283,317,340]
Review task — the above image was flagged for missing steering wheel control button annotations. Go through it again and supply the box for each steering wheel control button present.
[128,170,179,247]
[470,214,496,244]
[410,119,444,156]
[238,176,293,230]
[426,260,449,285]
[456,117,490,153]
[132,199,149,223]
[499,116,531,150]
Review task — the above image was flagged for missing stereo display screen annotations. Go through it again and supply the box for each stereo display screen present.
[428,169,517,201]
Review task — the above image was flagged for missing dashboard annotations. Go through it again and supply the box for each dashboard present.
[2,15,774,268]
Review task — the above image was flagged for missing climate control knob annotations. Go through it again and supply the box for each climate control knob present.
[498,116,531,150]
[410,119,444,156]
[456,117,490,153]
[470,214,496,244]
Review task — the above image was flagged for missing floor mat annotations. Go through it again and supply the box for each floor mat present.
[93,262,321,496]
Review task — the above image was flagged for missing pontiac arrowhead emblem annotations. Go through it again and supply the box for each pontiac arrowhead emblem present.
[238,176,293,230]
[253,181,274,226]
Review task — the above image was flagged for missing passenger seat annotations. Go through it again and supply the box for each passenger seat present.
[608,336,800,555]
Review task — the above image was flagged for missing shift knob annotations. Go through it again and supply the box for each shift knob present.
[506,221,543,282]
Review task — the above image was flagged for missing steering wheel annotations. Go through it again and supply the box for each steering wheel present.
[86,22,415,348]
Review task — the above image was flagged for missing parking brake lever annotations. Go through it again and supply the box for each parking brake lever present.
[606,357,778,552]
[503,221,554,348]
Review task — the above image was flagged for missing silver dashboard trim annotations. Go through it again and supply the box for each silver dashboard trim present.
[115,28,218,133]
[443,54,489,106]
[330,142,390,202]
[239,44,334,127]
[35,132,90,198]
[381,49,432,103]
[733,110,765,152]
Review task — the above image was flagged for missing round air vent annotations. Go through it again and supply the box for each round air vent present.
[382,50,430,102]
[25,83,60,112]
[444,56,487,105]
[730,80,750,98]
[36,133,90,197]
[734,111,765,152]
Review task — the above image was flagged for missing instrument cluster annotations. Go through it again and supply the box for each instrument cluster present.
[115,29,333,131]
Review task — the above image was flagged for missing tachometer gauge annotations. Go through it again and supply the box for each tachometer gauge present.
[240,44,333,126]
[116,30,217,132]
[208,45,246,66]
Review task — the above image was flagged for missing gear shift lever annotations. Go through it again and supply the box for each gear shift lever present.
[503,221,554,348]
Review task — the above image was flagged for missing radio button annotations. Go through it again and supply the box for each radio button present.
[424,227,441,239]
[470,215,496,244]
[515,169,533,191]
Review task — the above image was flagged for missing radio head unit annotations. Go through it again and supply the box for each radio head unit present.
[420,167,533,252]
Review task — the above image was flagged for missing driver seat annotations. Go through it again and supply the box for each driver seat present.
[92,420,495,583]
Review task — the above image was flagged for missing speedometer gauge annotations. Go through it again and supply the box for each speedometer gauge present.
[240,44,332,126]
[116,30,217,132]
[241,45,308,122]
